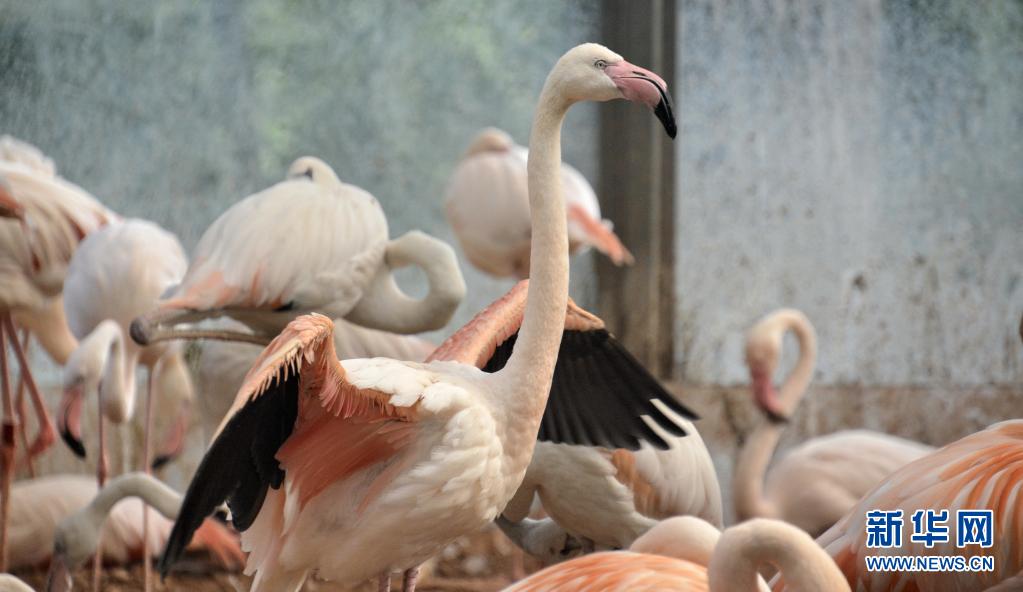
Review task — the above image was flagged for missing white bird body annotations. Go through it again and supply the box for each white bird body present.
[738,309,934,536]
[505,413,722,553]
[161,44,681,592]
[763,429,934,535]
[0,159,115,311]
[171,164,387,326]
[133,157,465,345]
[445,128,632,279]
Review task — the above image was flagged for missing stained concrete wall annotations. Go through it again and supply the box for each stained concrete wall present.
[674,0,1023,387]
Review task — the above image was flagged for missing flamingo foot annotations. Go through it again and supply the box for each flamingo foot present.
[402,566,420,592]
[378,572,391,592]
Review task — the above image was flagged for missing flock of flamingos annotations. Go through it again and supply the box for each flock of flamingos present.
[0,43,1018,592]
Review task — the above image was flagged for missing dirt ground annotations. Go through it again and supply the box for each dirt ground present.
[13,525,546,591]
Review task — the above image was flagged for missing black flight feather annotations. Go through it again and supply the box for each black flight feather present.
[482,328,697,451]
[158,371,299,578]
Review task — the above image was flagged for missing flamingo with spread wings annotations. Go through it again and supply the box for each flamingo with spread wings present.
[445,127,632,279]
[131,156,465,346]
[158,43,679,592]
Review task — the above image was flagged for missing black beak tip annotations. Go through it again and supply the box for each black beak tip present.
[129,318,151,346]
[151,454,173,471]
[655,100,677,139]
[59,427,87,459]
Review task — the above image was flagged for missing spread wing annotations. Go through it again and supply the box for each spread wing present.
[159,314,419,576]
[429,281,696,450]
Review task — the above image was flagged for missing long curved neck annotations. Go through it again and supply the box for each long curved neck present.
[346,231,467,334]
[497,83,570,410]
[708,519,849,592]
[734,313,817,521]
[94,322,137,421]
[778,314,816,411]
[86,472,182,522]
[733,424,782,521]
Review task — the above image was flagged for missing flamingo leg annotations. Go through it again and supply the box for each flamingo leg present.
[402,566,420,592]
[141,368,154,592]
[0,317,16,572]
[2,316,55,462]
[378,572,391,592]
[13,343,32,478]
[92,394,108,592]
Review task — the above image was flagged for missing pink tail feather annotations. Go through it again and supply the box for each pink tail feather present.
[566,203,634,266]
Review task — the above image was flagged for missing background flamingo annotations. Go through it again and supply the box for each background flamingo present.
[0,137,116,570]
[444,127,632,279]
[130,156,465,347]
[43,472,244,592]
[157,43,678,592]
[737,308,934,535]
[58,218,193,590]
[504,515,846,591]
[814,420,1023,591]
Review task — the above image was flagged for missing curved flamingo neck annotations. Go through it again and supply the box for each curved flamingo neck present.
[92,321,137,422]
[735,311,817,521]
[345,231,466,334]
[89,472,182,523]
[708,519,848,592]
[777,312,816,412]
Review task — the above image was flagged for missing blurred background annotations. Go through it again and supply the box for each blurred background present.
[1,0,1021,524]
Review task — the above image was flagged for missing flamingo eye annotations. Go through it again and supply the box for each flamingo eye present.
[594,59,608,69]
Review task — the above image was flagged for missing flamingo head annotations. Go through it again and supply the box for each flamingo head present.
[552,44,676,138]
[46,504,97,592]
[286,155,342,186]
[744,328,788,423]
[56,380,88,459]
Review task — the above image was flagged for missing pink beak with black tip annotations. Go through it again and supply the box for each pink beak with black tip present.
[151,404,191,470]
[605,61,677,138]
[57,385,87,458]
[750,368,788,424]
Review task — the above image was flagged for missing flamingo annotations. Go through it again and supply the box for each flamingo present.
[812,420,1023,591]
[737,308,934,536]
[42,473,244,592]
[0,138,116,570]
[444,127,633,279]
[157,43,678,592]
[504,515,847,591]
[130,156,465,347]
[57,218,193,590]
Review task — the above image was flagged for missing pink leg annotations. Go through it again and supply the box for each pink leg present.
[142,369,154,592]
[13,371,31,478]
[92,393,107,592]
[402,566,420,592]
[2,317,55,462]
[378,572,391,592]
[0,318,16,572]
